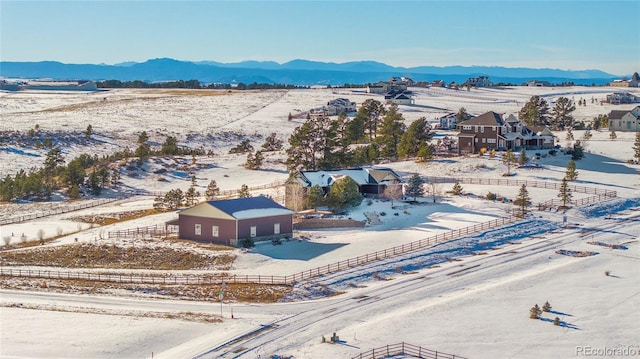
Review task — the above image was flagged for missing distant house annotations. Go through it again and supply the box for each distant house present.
[608,106,640,132]
[385,92,414,105]
[457,111,554,154]
[368,77,414,94]
[438,112,458,130]
[610,73,639,88]
[285,167,402,211]
[523,80,552,87]
[606,92,640,104]
[310,98,357,116]
[367,82,389,94]
[430,80,446,88]
[465,76,492,88]
[177,196,293,246]
[325,98,357,115]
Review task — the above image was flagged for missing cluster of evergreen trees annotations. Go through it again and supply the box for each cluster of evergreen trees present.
[286,100,436,171]
[97,80,306,90]
[0,131,209,202]
[0,148,120,201]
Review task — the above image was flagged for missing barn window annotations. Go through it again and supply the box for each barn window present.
[195,224,201,236]
[212,225,219,237]
[250,226,257,237]
[274,223,280,234]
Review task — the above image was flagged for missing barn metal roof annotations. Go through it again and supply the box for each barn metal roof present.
[206,196,292,218]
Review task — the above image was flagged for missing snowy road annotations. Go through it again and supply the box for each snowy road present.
[1,213,638,359]
[190,214,640,358]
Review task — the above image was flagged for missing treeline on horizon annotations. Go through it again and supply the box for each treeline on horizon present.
[96,80,311,90]
[96,79,587,89]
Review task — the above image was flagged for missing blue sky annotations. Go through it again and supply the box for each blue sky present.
[1,1,638,75]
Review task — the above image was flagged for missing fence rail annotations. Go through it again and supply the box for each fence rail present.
[0,268,289,285]
[351,342,469,359]
[107,224,178,239]
[0,197,127,226]
[425,176,617,197]
[0,215,518,286]
[285,215,518,283]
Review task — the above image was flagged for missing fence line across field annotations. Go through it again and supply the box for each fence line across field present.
[0,178,618,286]
[1,215,518,286]
[0,197,127,226]
[351,342,469,359]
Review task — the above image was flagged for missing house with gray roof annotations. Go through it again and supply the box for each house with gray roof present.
[606,92,639,104]
[285,167,402,211]
[609,106,640,132]
[177,196,293,246]
[457,111,554,154]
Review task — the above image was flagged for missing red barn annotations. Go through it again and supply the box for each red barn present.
[178,196,294,246]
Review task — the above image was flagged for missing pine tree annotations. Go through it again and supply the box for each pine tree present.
[135,131,151,163]
[397,117,433,158]
[305,185,325,210]
[503,149,517,176]
[609,130,617,140]
[110,168,120,187]
[456,107,469,123]
[237,184,250,198]
[88,170,101,196]
[185,186,199,206]
[558,177,573,208]
[551,97,576,130]
[326,176,362,212]
[359,99,385,141]
[452,182,463,195]
[404,174,424,201]
[416,143,434,163]
[529,304,542,319]
[518,149,528,166]
[261,133,283,151]
[85,124,93,138]
[518,95,550,126]
[375,103,406,159]
[205,180,220,200]
[543,301,552,312]
[572,140,584,160]
[565,160,578,181]
[245,152,255,170]
[161,136,179,155]
[633,131,640,163]
[513,184,531,218]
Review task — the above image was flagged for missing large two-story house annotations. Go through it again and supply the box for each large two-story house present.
[457,112,555,154]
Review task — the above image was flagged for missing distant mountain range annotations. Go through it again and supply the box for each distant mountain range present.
[0,58,622,86]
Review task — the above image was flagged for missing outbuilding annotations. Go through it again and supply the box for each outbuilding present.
[177,196,294,246]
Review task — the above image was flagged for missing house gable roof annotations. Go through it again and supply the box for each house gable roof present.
[609,110,628,120]
[181,196,292,220]
[296,167,401,188]
[463,111,504,126]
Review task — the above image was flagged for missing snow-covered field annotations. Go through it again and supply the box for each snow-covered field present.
[1,86,639,359]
